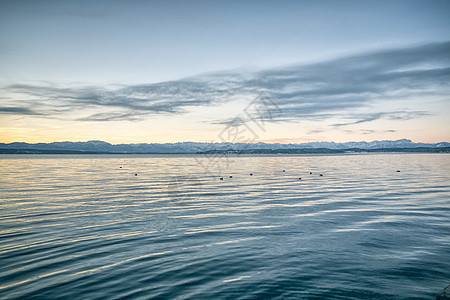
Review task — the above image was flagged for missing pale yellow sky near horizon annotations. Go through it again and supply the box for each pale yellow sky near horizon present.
[1,104,448,144]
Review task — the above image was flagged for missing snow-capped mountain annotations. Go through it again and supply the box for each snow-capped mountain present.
[0,139,449,154]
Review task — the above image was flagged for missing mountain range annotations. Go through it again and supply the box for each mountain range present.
[0,139,449,154]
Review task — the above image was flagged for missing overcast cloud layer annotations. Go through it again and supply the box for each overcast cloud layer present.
[1,41,449,129]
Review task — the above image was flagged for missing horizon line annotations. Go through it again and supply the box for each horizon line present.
[1,138,449,146]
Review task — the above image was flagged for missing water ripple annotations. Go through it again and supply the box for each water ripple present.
[0,153,449,299]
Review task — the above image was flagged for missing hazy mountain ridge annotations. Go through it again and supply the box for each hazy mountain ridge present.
[0,139,449,154]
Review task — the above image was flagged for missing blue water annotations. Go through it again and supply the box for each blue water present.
[0,153,449,299]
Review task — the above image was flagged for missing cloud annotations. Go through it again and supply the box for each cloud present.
[2,41,449,124]
[5,81,218,120]
[342,129,397,135]
[251,42,450,123]
[0,106,41,115]
[331,111,431,127]
[77,112,141,122]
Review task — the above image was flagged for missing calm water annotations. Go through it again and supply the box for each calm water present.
[0,153,449,299]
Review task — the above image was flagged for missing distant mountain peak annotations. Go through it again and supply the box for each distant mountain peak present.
[0,139,448,154]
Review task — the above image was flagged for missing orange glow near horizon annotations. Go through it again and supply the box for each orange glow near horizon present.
[1,118,448,145]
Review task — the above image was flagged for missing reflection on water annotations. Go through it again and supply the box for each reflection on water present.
[0,153,449,299]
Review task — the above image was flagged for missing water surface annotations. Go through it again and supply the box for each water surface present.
[1,153,449,299]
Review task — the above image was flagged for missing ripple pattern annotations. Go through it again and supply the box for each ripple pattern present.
[0,153,449,299]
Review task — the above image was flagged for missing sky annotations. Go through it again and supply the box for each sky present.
[0,0,449,144]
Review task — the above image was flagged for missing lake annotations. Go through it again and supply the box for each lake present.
[0,153,449,299]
